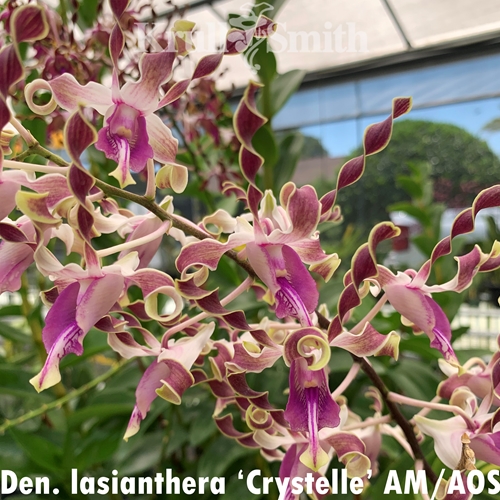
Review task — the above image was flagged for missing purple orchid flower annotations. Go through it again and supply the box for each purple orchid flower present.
[415,387,500,468]
[25,49,178,187]
[29,243,144,391]
[177,185,340,326]
[438,351,500,406]
[30,273,125,392]
[0,216,36,293]
[380,269,459,365]
[124,322,215,440]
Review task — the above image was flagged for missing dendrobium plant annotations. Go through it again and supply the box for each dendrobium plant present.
[2,1,500,499]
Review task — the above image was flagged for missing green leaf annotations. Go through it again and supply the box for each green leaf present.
[273,131,305,190]
[253,123,278,172]
[75,428,123,469]
[396,176,423,199]
[0,433,30,471]
[77,0,100,28]
[248,41,276,85]
[0,305,23,317]
[116,431,164,475]
[269,69,306,117]
[368,451,418,500]
[221,475,264,500]
[67,404,133,428]
[389,359,440,402]
[9,428,63,473]
[198,436,255,478]
[21,118,47,146]
[0,364,42,397]
[254,0,287,17]
[387,202,432,227]
[0,321,29,342]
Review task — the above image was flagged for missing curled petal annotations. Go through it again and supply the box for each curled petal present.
[130,268,175,296]
[245,405,273,431]
[176,234,249,272]
[159,323,215,370]
[156,359,195,405]
[144,285,183,323]
[325,432,371,478]
[24,79,57,115]
[309,253,341,282]
[16,191,60,224]
[226,343,282,373]
[234,81,266,186]
[11,4,49,43]
[284,327,331,370]
[31,74,112,114]
[156,163,188,193]
[330,323,400,360]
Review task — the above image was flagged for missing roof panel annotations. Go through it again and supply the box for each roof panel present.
[391,0,500,46]
[135,0,500,89]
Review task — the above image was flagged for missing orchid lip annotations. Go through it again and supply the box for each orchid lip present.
[276,276,312,327]
[306,385,321,468]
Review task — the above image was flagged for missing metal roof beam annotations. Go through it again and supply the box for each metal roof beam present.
[380,0,413,49]
[141,0,228,22]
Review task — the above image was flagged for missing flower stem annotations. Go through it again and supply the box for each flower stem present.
[0,359,131,435]
[341,414,391,431]
[145,159,156,199]
[387,392,477,430]
[9,116,37,146]
[11,142,69,167]
[351,293,388,335]
[331,362,361,399]
[96,220,170,257]
[3,159,69,174]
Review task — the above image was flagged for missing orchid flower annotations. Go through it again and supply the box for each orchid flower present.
[25,48,178,188]
[29,246,139,392]
[124,322,215,440]
[30,230,184,392]
[375,266,459,366]
[177,186,340,326]
[374,238,500,366]
[0,216,36,293]
[0,167,71,223]
[438,351,500,406]
[415,387,500,468]
[0,215,76,294]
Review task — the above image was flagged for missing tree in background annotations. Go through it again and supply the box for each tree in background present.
[335,120,500,234]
